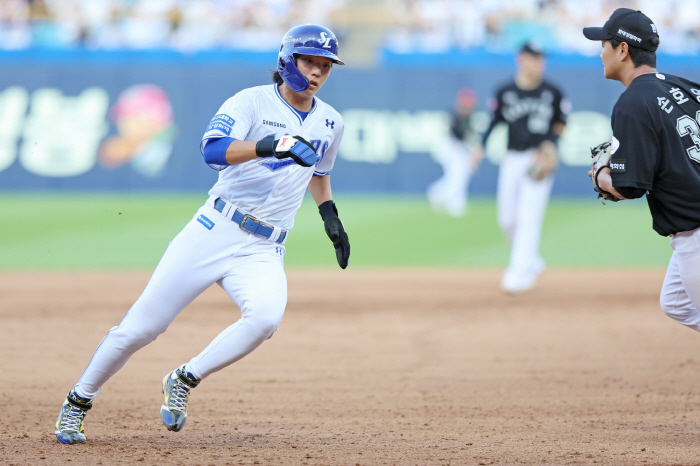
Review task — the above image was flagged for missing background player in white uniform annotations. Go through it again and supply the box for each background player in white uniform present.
[427,88,482,217]
[584,10,700,335]
[479,42,569,293]
[54,24,350,445]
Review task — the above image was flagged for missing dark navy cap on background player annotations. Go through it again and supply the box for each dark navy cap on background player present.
[519,41,545,56]
[583,8,659,51]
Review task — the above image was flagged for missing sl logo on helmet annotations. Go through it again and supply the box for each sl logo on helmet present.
[319,32,333,48]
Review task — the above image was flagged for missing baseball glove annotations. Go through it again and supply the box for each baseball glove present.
[590,141,621,204]
[527,140,558,181]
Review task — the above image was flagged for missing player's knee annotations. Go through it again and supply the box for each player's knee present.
[660,294,676,317]
[244,305,284,339]
[498,218,515,237]
[660,295,692,322]
[252,314,283,338]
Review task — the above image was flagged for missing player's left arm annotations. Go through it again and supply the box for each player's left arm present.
[589,109,658,202]
[588,167,629,199]
[529,89,569,179]
[589,167,647,200]
[308,175,350,269]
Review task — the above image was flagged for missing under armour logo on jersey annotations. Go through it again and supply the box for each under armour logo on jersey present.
[319,32,332,48]
[326,119,334,129]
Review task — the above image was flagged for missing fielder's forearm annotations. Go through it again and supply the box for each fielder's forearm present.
[308,174,333,206]
[596,168,628,200]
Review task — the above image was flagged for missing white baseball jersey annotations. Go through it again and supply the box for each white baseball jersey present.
[201,84,344,230]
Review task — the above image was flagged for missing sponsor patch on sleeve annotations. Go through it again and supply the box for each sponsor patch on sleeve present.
[206,114,235,136]
[609,159,626,173]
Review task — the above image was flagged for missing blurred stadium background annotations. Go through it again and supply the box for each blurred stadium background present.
[1,0,695,269]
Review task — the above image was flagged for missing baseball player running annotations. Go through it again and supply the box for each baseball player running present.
[478,42,569,293]
[54,24,350,444]
[427,88,482,217]
[584,9,700,333]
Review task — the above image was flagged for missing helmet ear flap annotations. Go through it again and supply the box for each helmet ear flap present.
[277,54,309,92]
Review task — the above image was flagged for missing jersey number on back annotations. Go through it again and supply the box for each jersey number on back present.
[676,110,700,164]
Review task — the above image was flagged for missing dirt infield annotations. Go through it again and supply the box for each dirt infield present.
[3,268,700,465]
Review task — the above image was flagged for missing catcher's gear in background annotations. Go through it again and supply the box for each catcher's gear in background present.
[527,140,558,180]
[277,24,345,92]
[319,200,350,269]
[590,140,621,203]
[256,135,319,167]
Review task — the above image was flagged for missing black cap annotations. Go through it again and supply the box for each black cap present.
[519,41,545,57]
[583,8,659,52]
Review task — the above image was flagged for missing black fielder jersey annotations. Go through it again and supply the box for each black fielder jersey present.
[610,73,700,236]
[483,80,568,151]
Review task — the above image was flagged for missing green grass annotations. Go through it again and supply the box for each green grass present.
[0,193,670,270]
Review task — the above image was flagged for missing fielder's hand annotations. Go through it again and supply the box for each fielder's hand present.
[590,140,621,204]
[318,200,350,269]
[527,140,558,181]
[256,135,318,167]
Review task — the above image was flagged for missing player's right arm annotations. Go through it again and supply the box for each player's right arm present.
[471,87,505,163]
[200,92,316,168]
[203,138,259,165]
[200,92,257,170]
[480,88,506,147]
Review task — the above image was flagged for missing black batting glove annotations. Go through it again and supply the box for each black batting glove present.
[318,200,350,269]
[256,135,318,167]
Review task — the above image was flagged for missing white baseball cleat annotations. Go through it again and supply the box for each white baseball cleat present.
[501,259,545,294]
[55,390,93,444]
[160,365,200,432]
[501,273,537,294]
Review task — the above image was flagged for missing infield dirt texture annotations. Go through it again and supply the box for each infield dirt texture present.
[4,268,700,465]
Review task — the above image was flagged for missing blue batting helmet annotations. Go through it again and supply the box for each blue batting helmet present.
[277,24,345,93]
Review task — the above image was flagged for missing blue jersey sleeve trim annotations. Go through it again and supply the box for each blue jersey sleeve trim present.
[202,137,235,168]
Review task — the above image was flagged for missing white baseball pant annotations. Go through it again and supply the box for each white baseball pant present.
[660,227,700,331]
[497,150,553,280]
[427,137,473,217]
[74,200,287,399]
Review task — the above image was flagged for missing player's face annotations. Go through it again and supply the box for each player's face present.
[295,55,333,96]
[518,53,545,80]
[600,40,619,80]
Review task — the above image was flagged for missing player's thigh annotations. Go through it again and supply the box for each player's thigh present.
[221,252,288,331]
[671,229,700,309]
[497,154,528,223]
[133,207,237,320]
[518,174,554,217]
[660,251,683,310]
